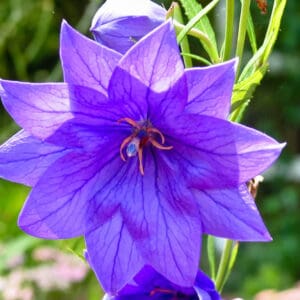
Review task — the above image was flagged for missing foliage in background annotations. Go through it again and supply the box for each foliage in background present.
[0,0,299,299]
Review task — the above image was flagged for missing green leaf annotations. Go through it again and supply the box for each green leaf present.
[230,63,268,122]
[179,0,218,56]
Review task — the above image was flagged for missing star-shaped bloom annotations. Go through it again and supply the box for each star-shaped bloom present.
[0,21,284,293]
[102,265,220,299]
[90,0,166,54]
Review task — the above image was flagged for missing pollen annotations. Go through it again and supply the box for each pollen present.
[118,117,173,175]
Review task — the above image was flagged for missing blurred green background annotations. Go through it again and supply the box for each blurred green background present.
[0,0,299,299]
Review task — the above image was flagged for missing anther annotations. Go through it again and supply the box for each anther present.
[119,135,135,161]
[126,138,139,157]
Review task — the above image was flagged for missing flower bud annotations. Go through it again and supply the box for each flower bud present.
[90,0,166,54]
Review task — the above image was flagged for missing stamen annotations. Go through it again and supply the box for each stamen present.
[147,127,165,144]
[118,118,173,175]
[118,117,141,128]
[138,146,144,175]
[150,138,173,151]
[126,138,139,157]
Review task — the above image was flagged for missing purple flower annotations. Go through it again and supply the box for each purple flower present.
[102,265,221,299]
[0,21,284,293]
[90,0,166,54]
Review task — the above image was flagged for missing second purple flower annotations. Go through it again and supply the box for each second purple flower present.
[90,0,166,54]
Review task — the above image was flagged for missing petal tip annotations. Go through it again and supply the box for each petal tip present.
[279,141,287,150]
[232,57,239,72]
[241,228,273,242]
[61,19,70,29]
[264,232,273,242]
[267,141,286,158]
[18,210,59,240]
[60,19,73,37]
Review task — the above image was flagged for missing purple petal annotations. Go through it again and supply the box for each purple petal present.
[119,151,202,287]
[60,20,121,94]
[194,185,271,241]
[124,265,159,293]
[148,76,187,122]
[0,130,68,186]
[184,59,237,119]
[107,71,149,120]
[166,113,285,188]
[85,213,144,293]
[194,270,221,300]
[104,266,220,299]
[111,21,184,92]
[109,20,187,120]
[18,146,122,239]
[81,147,201,288]
[108,68,187,122]
[0,81,124,148]
[0,81,73,140]
[131,266,197,296]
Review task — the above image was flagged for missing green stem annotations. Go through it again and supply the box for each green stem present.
[207,235,217,280]
[215,239,233,292]
[176,0,220,62]
[181,52,212,66]
[174,21,219,63]
[261,0,286,63]
[235,0,251,75]
[221,242,239,291]
[171,2,193,68]
[223,0,235,60]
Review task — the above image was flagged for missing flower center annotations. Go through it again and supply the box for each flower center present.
[118,117,173,175]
